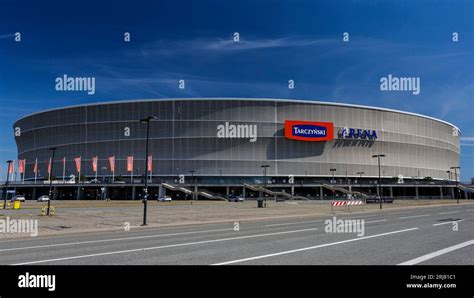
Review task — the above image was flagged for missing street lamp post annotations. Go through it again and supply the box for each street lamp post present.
[372,154,386,210]
[450,166,460,204]
[330,168,336,184]
[357,171,364,188]
[2,160,13,209]
[101,166,107,183]
[446,170,451,199]
[189,170,196,200]
[47,147,57,215]
[261,165,270,207]
[140,116,158,226]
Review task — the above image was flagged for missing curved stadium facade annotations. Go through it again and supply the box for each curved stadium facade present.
[14,98,460,182]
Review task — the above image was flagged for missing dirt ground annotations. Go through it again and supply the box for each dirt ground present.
[0,199,472,239]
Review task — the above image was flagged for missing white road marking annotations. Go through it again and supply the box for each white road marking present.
[11,227,319,265]
[342,214,379,219]
[365,219,387,224]
[398,240,474,265]
[432,220,465,226]
[438,211,460,215]
[465,209,474,211]
[386,211,418,216]
[265,220,322,227]
[0,228,232,252]
[212,227,419,265]
[399,214,431,219]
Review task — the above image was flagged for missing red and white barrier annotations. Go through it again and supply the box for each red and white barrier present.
[347,200,363,206]
[331,200,364,212]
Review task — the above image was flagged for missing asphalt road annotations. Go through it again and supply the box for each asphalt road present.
[0,203,473,265]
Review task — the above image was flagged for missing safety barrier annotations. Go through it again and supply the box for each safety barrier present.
[1,202,22,210]
[331,200,364,212]
[40,205,56,216]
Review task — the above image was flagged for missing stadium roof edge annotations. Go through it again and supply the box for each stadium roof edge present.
[14,97,461,132]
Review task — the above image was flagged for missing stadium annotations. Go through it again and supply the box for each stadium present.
[10,98,471,200]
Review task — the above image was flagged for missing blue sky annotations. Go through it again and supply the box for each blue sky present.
[0,0,473,180]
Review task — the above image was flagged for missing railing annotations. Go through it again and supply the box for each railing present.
[243,183,308,200]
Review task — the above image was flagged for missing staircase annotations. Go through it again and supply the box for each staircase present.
[322,184,369,199]
[243,183,308,200]
[161,183,226,201]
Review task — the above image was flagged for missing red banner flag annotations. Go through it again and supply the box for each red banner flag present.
[127,156,133,172]
[33,158,38,173]
[18,159,26,174]
[108,156,115,172]
[47,158,51,174]
[8,161,14,174]
[74,157,81,173]
[92,156,98,172]
[147,155,152,172]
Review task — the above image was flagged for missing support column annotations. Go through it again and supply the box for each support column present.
[226,186,230,197]
[76,186,81,200]
[132,186,136,200]
[319,186,323,200]
[242,186,246,199]
[451,187,455,199]
[390,187,393,198]
[291,185,294,196]
[415,186,419,200]
[439,186,443,199]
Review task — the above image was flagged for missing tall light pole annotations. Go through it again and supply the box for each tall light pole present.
[2,160,13,209]
[189,170,196,200]
[357,171,364,188]
[446,170,451,199]
[261,165,270,207]
[450,166,460,204]
[47,147,57,215]
[101,166,107,183]
[372,154,386,210]
[330,168,336,184]
[140,116,158,226]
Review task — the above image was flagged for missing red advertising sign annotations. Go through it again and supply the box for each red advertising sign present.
[284,120,334,142]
